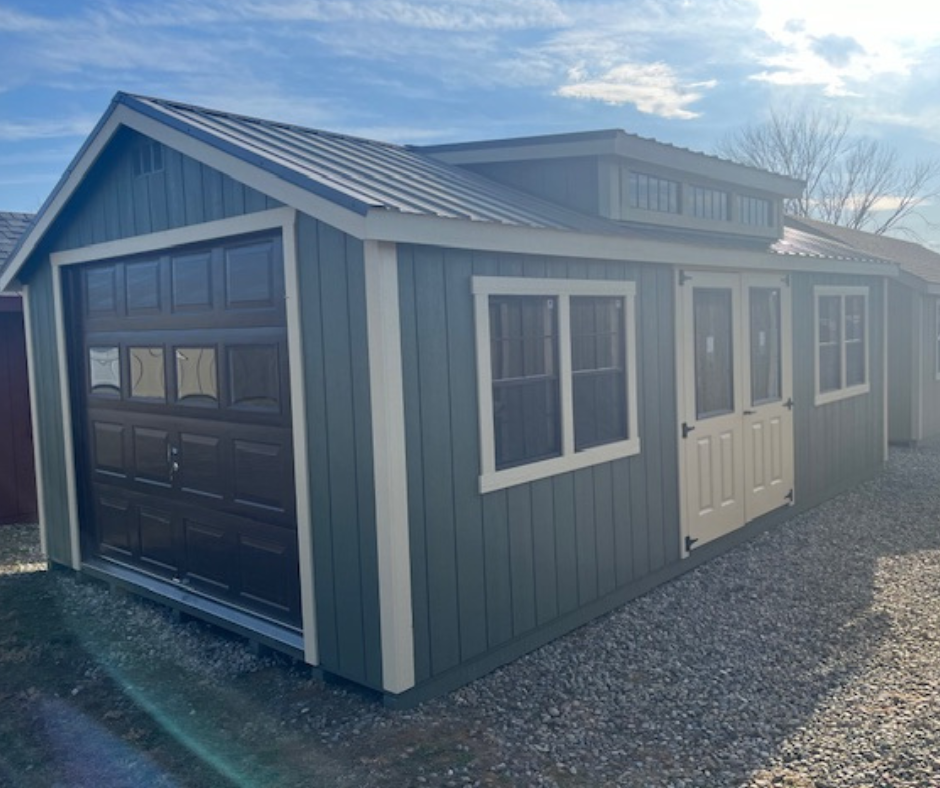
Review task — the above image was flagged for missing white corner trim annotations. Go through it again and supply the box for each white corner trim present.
[20,285,48,558]
[283,210,320,667]
[50,264,82,569]
[50,207,295,267]
[363,240,415,694]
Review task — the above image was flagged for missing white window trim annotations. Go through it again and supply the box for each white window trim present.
[473,276,640,494]
[814,285,870,406]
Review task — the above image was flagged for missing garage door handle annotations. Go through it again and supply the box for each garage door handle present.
[170,460,180,480]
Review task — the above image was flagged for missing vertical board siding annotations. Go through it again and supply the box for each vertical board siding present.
[23,265,72,562]
[401,245,678,684]
[48,128,281,254]
[0,309,37,524]
[917,292,940,442]
[465,158,600,216]
[792,273,886,507]
[296,213,382,689]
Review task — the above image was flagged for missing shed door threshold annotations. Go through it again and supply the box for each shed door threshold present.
[81,557,305,660]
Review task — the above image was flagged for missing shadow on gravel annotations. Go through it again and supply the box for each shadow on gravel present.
[440,442,940,786]
[3,443,940,787]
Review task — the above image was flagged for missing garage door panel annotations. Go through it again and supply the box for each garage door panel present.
[133,426,172,487]
[233,438,291,514]
[179,433,225,499]
[95,492,133,557]
[138,505,179,575]
[237,527,297,614]
[93,421,126,479]
[73,231,301,628]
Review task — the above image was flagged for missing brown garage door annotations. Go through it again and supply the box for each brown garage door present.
[68,232,301,627]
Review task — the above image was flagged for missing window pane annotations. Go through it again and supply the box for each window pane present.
[130,347,165,400]
[818,296,842,392]
[490,296,560,469]
[176,347,218,402]
[571,296,627,450]
[694,289,734,419]
[845,295,866,386]
[229,345,280,409]
[89,347,121,394]
[750,288,781,404]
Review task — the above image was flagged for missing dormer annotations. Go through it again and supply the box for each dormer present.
[417,130,804,243]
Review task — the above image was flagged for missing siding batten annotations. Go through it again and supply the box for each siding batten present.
[364,240,415,693]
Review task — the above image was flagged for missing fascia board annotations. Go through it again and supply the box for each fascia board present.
[363,209,898,277]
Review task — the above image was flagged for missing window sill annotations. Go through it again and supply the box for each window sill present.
[814,383,870,407]
[479,437,641,494]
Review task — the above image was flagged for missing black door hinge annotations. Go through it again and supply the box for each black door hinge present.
[682,422,695,439]
[679,270,692,285]
[784,397,794,410]
[785,489,794,504]
[685,535,699,552]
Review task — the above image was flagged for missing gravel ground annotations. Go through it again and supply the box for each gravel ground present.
[6,443,940,786]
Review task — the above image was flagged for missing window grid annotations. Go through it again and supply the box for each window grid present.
[690,185,729,221]
[815,287,869,405]
[627,171,680,214]
[473,277,639,493]
[737,194,773,227]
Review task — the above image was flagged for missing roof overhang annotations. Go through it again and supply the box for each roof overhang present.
[1,98,892,292]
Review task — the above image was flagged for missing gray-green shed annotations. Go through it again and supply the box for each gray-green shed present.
[0,93,897,704]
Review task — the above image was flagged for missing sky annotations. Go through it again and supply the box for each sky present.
[2,0,940,245]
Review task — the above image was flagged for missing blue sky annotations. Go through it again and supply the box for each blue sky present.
[3,0,940,243]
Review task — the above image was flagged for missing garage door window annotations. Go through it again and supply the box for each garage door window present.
[229,345,280,410]
[89,347,121,395]
[130,347,166,400]
[176,347,218,403]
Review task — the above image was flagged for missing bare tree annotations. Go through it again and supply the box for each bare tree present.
[718,107,940,237]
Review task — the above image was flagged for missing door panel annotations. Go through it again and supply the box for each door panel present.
[70,233,302,627]
[742,277,794,521]
[681,272,794,553]
[681,274,745,547]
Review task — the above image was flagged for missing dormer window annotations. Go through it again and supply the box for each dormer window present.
[690,185,729,221]
[737,194,773,227]
[627,172,680,214]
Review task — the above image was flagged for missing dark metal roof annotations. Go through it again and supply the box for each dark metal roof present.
[0,212,34,269]
[120,93,622,234]
[786,215,940,285]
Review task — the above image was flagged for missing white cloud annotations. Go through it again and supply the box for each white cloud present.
[752,0,930,94]
[557,62,716,119]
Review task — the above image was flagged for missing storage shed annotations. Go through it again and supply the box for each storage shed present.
[787,216,940,446]
[0,211,37,525]
[0,93,897,704]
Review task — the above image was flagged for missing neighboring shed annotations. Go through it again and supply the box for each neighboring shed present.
[0,93,897,705]
[786,216,940,445]
[0,211,37,525]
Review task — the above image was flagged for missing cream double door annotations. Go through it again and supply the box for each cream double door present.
[679,271,794,553]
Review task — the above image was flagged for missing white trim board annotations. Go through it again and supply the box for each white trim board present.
[20,285,48,558]
[363,240,415,694]
[282,210,321,667]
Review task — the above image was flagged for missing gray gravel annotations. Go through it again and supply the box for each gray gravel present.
[7,443,940,786]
